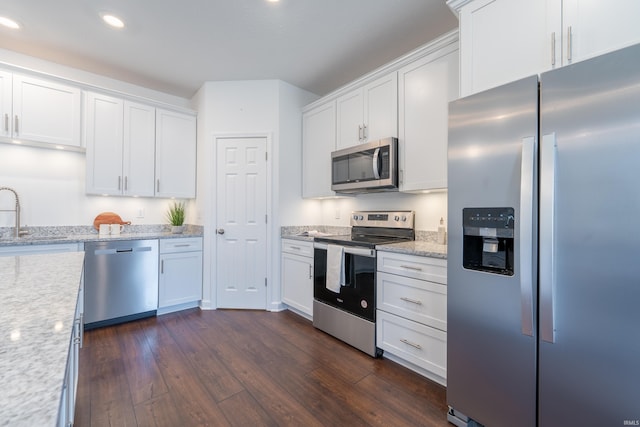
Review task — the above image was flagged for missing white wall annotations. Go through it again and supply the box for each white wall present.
[192,80,317,311]
[317,191,448,232]
[0,143,188,227]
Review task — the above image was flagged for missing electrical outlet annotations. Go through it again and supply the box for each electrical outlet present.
[335,209,340,219]
[136,208,145,218]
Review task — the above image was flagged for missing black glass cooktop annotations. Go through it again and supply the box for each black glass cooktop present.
[314,233,412,249]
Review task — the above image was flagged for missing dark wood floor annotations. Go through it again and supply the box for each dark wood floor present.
[74,308,449,426]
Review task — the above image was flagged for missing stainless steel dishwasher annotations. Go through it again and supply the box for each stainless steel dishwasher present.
[84,239,158,329]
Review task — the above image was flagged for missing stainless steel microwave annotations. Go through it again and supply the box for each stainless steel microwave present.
[331,137,398,194]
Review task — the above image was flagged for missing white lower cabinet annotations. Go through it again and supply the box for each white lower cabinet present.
[376,250,447,385]
[158,237,203,314]
[281,239,313,319]
[58,271,83,427]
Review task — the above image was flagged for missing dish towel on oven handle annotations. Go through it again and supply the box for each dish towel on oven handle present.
[326,244,345,293]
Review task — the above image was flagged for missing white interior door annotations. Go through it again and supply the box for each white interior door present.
[216,136,268,309]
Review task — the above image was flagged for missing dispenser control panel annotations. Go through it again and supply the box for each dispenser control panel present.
[462,207,514,276]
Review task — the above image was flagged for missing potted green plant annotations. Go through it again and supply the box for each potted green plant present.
[166,201,186,234]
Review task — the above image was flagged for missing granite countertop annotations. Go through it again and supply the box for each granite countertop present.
[281,226,448,259]
[0,226,204,248]
[375,240,447,259]
[0,252,85,426]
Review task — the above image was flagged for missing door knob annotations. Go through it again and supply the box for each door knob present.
[216,228,225,235]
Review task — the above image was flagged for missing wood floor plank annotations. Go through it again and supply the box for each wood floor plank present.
[161,311,245,402]
[355,373,449,426]
[76,309,450,427]
[255,309,377,383]
[210,330,324,427]
[308,365,421,427]
[141,318,231,426]
[117,320,169,405]
[217,391,278,427]
[133,393,185,427]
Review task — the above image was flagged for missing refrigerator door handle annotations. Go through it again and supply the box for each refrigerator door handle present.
[520,136,535,337]
[540,132,557,343]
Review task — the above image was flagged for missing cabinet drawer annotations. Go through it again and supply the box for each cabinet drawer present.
[281,239,313,257]
[376,310,446,380]
[0,243,83,256]
[377,251,446,284]
[160,237,202,253]
[377,271,446,331]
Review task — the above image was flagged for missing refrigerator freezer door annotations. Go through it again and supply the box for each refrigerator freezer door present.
[539,43,640,426]
[447,75,539,427]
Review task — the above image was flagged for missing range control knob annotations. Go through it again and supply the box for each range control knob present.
[401,216,407,221]
[394,215,400,221]
[353,215,359,220]
[358,215,364,220]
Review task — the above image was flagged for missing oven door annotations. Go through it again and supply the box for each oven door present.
[313,242,376,322]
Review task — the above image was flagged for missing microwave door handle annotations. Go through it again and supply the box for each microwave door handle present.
[372,148,381,179]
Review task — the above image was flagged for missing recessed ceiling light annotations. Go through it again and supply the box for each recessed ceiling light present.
[267,0,280,3]
[0,16,20,30]
[102,14,125,29]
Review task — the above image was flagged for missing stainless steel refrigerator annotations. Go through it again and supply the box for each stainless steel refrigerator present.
[447,43,640,427]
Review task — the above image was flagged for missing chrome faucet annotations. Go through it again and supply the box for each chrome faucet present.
[0,187,23,238]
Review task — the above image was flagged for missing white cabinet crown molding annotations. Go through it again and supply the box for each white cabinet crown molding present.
[446,0,475,15]
[0,61,196,116]
[302,29,459,113]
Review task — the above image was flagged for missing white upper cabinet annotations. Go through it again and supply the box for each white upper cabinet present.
[123,101,156,197]
[85,92,124,195]
[302,100,336,198]
[0,70,11,139]
[562,0,640,66]
[336,89,363,148]
[0,72,82,148]
[86,93,195,198]
[155,108,197,199]
[85,93,156,196]
[450,0,640,97]
[336,72,397,149]
[398,43,459,192]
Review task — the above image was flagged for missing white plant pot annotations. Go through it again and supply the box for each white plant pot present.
[171,225,185,234]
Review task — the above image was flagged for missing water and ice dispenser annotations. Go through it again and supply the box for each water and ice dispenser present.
[462,207,514,275]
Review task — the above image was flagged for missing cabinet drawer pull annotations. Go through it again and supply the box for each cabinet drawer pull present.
[309,265,312,279]
[400,297,423,305]
[567,26,573,61]
[400,338,422,350]
[289,245,301,250]
[79,313,84,348]
[551,32,556,66]
[400,264,423,272]
[174,244,190,247]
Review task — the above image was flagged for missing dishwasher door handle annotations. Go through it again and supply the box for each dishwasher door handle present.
[94,246,153,255]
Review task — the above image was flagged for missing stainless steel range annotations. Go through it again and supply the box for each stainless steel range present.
[313,210,415,357]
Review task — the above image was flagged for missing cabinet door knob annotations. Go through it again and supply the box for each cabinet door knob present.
[216,228,225,235]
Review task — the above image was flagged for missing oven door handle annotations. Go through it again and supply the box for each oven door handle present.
[314,242,375,258]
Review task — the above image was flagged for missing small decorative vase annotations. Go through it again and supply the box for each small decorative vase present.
[171,225,185,234]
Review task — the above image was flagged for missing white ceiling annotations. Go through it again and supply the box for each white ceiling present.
[0,1,458,99]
